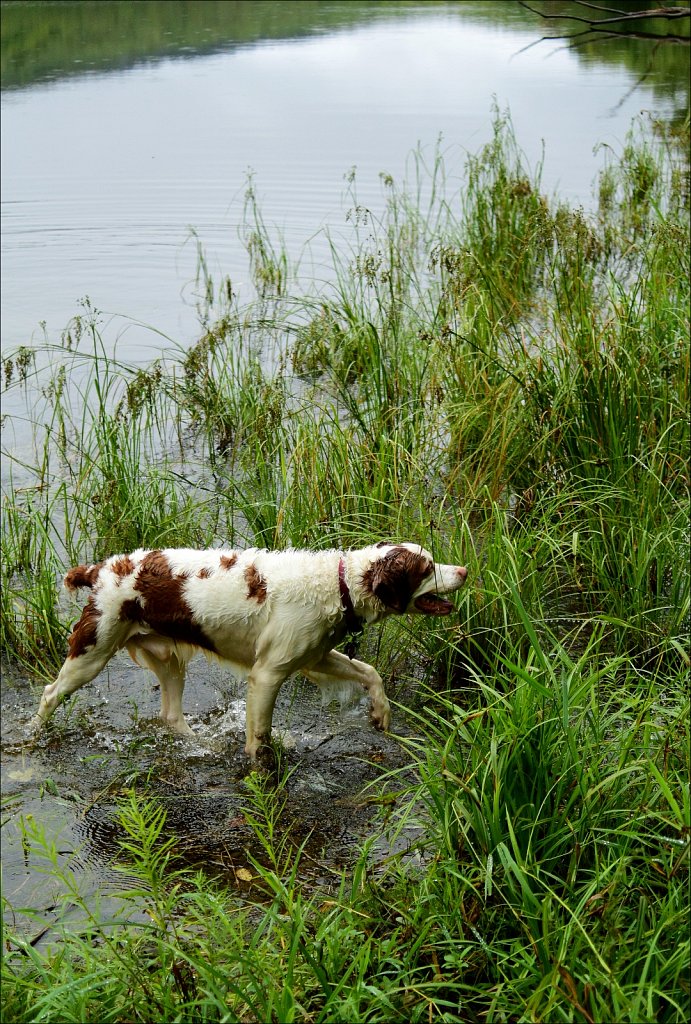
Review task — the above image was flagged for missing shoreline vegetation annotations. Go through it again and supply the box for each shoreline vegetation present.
[2,110,689,1021]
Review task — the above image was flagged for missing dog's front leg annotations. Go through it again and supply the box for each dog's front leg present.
[303,650,391,731]
[245,663,287,765]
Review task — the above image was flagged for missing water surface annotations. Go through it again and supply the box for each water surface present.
[2,0,687,362]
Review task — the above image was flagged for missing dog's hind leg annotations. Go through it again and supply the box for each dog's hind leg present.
[30,645,120,731]
[30,601,129,731]
[126,638,193,736]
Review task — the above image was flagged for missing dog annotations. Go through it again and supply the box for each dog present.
[30,542,467,761]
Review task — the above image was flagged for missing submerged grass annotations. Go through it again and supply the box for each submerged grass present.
[1,108,689,1021]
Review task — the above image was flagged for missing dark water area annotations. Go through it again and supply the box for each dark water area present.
[3,1,688,96]
[2,651,424,945]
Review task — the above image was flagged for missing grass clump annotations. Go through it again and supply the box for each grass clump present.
[388,655,689,1021]
[1,108,689,1021]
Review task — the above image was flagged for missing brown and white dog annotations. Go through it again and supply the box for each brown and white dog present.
[30,543,467,761]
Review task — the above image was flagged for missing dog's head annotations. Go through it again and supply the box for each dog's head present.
[361,543,467,617]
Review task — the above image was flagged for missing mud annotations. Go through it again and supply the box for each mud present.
[1,652,425,947]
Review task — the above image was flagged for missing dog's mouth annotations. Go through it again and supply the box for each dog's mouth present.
[414,594,455,615]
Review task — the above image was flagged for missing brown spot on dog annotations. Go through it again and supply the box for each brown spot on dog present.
[120,598,143,623]
[245,563,267,604]
[220,553,238,571]
[111,555,135,580]
[64,563,103,591]
[362,547,432,613]
[67,596,101,657]
[197,566,212,579]
[118,550,216,652]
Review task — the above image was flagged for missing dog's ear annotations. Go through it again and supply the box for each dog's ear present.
[367,548,430,613]
[371,575,410,613]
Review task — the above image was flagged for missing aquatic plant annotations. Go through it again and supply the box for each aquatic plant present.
[1,109,689,1022]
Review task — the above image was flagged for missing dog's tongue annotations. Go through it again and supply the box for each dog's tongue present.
[414,594,454,615]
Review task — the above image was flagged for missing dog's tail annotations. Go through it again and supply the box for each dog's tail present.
[64,564,102,591]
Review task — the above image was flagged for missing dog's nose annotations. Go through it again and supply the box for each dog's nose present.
[458,566,468,580]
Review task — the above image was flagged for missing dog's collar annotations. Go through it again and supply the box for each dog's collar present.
[339,557,363,635]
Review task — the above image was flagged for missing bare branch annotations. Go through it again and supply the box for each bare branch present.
[518,1,690,29]
[572,2,690,21]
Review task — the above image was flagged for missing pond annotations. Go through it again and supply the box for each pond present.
[2,0,688,371]
[1,0,689,951]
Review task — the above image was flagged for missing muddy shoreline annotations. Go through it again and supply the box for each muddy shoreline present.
[2,654,425,946]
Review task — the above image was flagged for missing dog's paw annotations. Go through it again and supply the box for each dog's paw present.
[246,733,277,773]
[23,716,45,747]
[370,700,391,732]
[253,741,278,775]
[165,717,195,737]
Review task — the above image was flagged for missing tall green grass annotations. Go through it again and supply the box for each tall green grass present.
[2,108,689,1020]
[388,622,689,1021]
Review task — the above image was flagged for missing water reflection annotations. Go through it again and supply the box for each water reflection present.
[3,0,688,104]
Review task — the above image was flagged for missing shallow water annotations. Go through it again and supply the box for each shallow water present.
[2,651,424,945]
